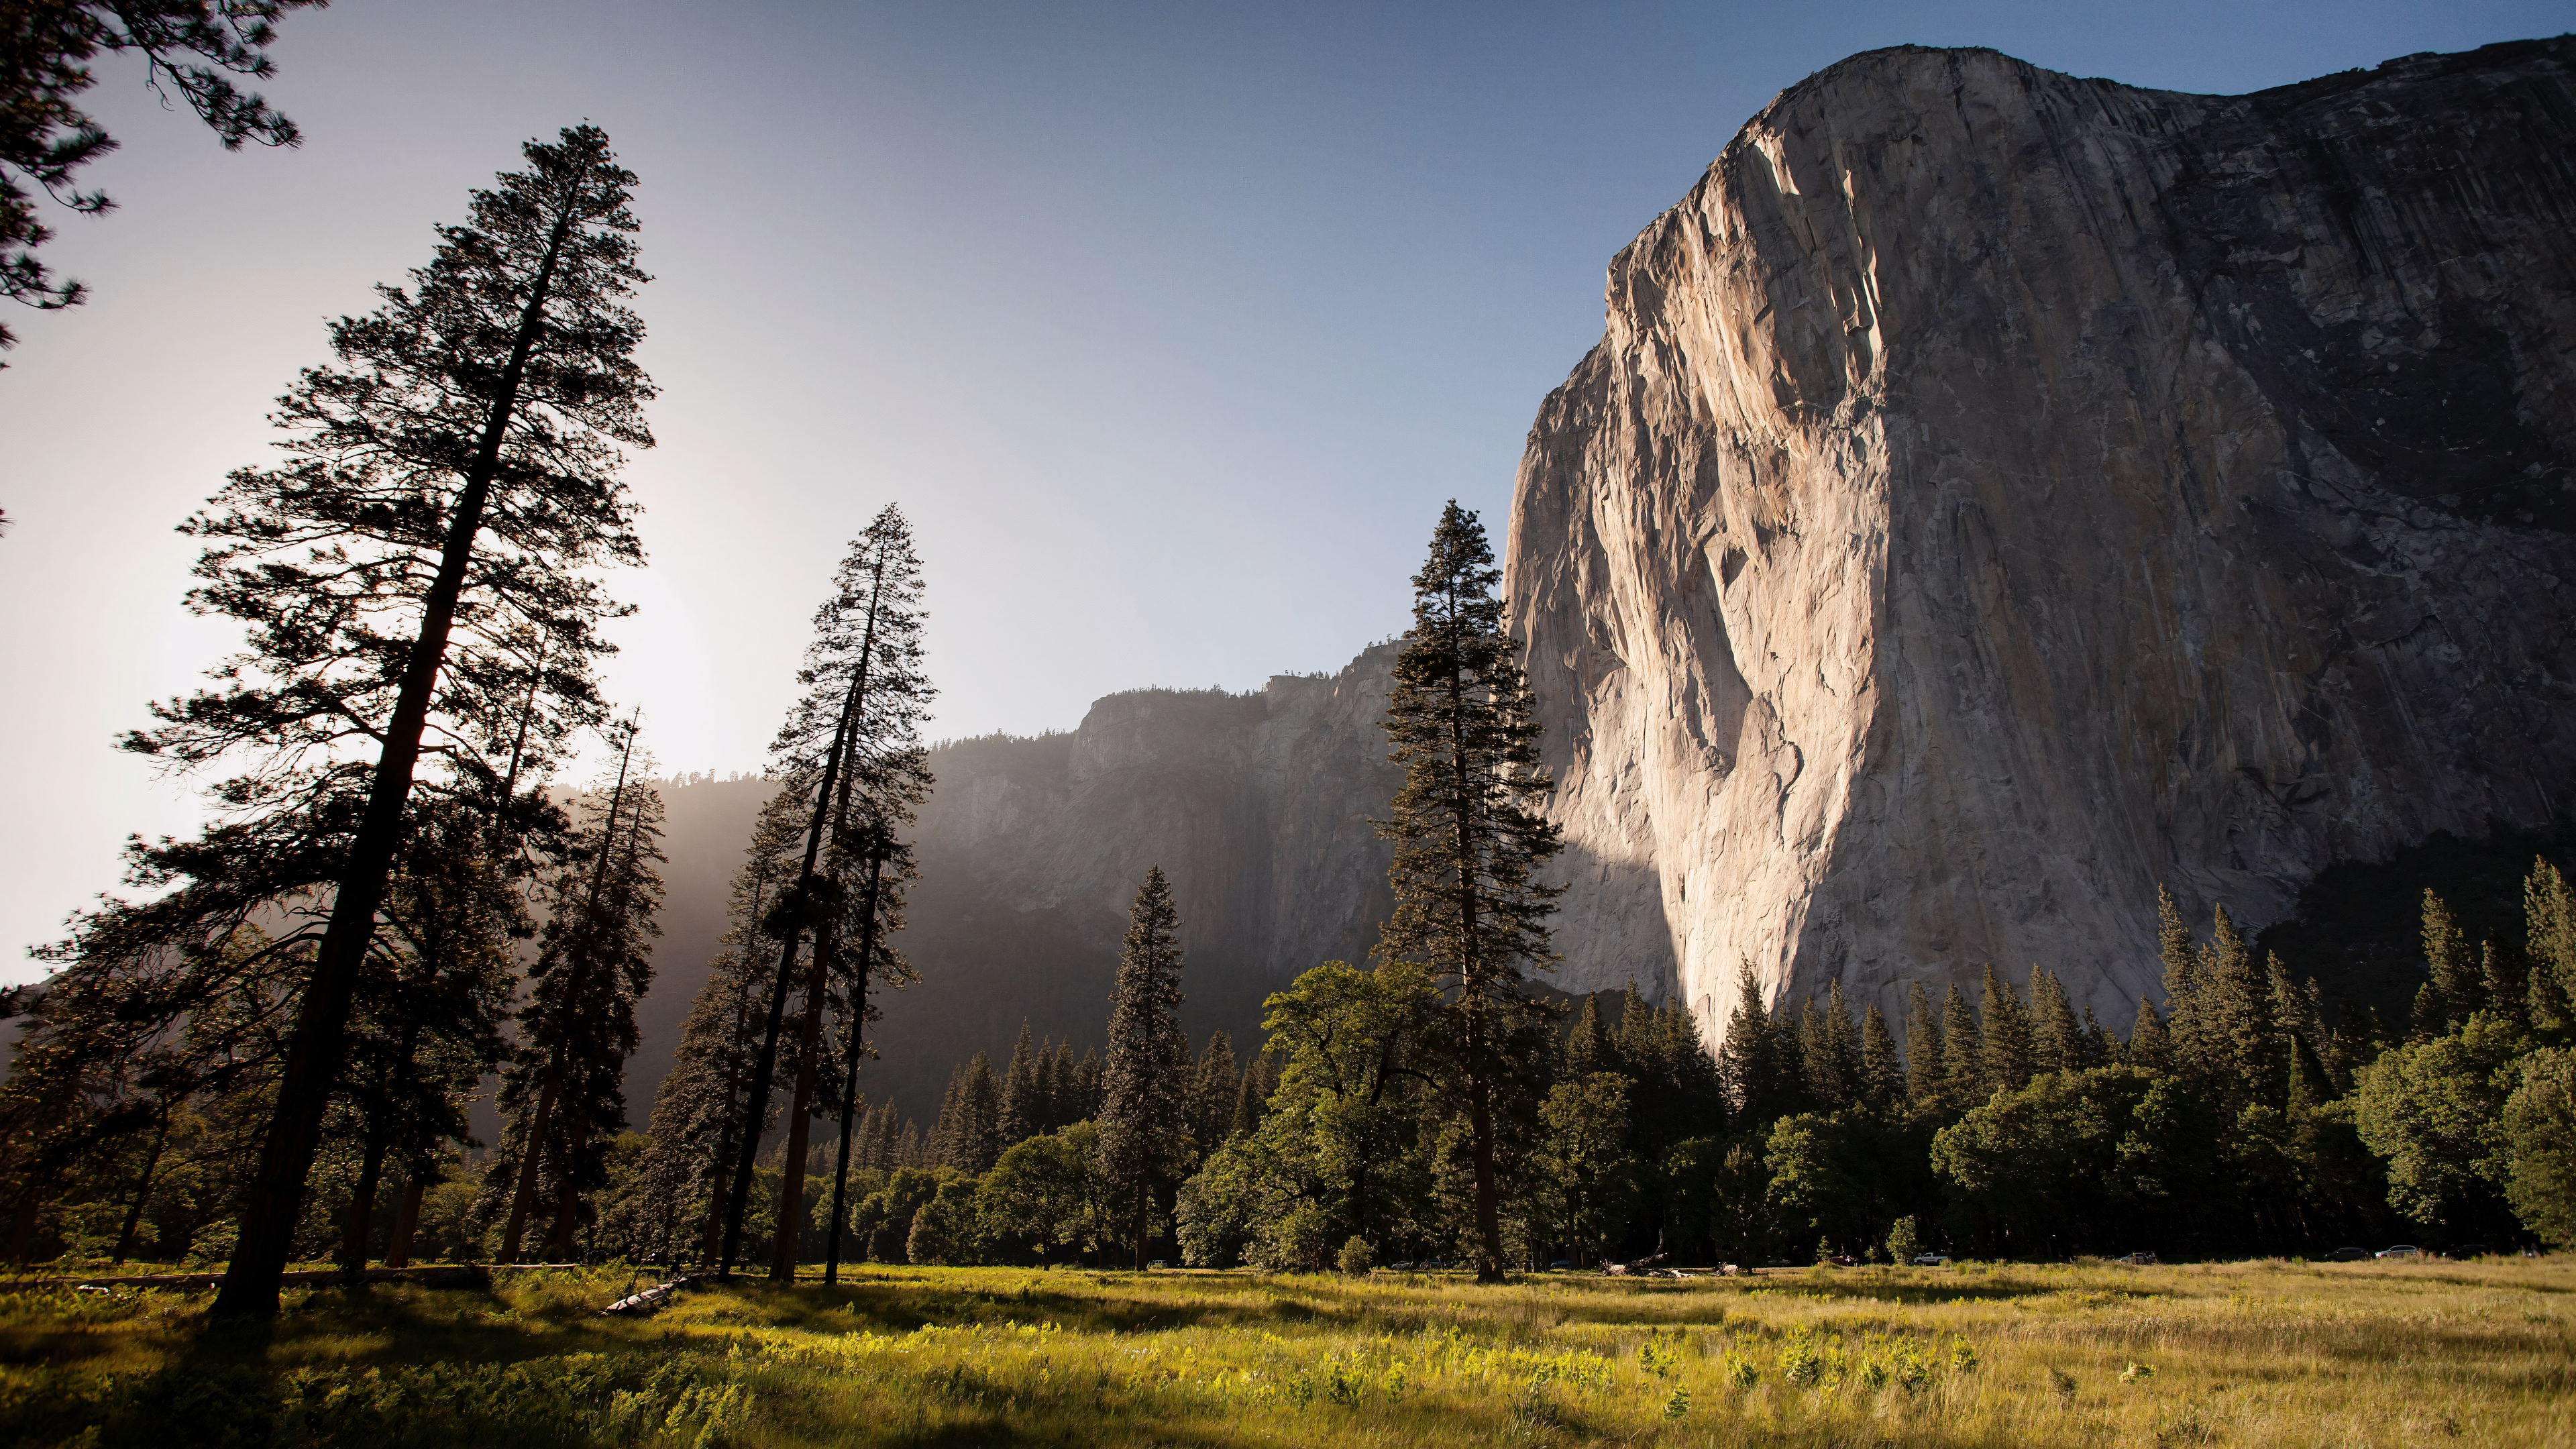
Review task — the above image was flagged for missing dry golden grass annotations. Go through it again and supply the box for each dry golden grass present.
[3,1255,2570,1446]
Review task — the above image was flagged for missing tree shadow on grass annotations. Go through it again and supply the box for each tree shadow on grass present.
[723,1277,1346,1339]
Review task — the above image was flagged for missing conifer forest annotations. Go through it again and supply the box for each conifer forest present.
[5,8,2576,1448]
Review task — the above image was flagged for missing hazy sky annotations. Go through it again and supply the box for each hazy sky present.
[3,0,2568,978]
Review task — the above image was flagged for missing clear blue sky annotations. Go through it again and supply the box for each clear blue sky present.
[3,0,2569,975]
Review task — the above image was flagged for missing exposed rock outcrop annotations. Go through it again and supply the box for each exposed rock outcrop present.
[621,650,1407,1125]
[909,646,1403,985]
[1505,40,2576,1043]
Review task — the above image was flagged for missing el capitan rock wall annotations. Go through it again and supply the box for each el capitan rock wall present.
[1505,40,2576,1042]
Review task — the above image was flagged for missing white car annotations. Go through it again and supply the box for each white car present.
[1911,1252,1951,1266]
[2375,1244,2422,1260]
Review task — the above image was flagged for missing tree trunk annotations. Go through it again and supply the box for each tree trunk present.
[822,855,885,1285]
[8,1190,40,1265]
[770,938,832,1281]
[1444,622,1506,1286]
[545,1155,583,1260]
[500,1079,558,1263]
[384,1176,425,1268]
[111,1109,172,1267]
[339,1127,390,1275]
[213,209,580,1321]
[700,1128,733,1271]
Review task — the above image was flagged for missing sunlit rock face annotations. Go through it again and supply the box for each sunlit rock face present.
[1504,40,2576,1044]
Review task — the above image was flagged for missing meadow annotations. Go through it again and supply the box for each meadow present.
[1,1256,2569,1448]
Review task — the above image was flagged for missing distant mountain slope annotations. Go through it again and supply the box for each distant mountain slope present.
[624,646,1403,1128]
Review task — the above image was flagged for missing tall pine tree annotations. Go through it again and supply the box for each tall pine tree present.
[998,1022,1044,1146]
[492,721,665,1260]
[174,125,654,1317]
[1375,502,1563,1283]
[1717,963,1793,1130]
[1187,1031,1240,1156]
[1097,867,1190,1270]
[1902,982,1944,1108]
[721,504,932,1277]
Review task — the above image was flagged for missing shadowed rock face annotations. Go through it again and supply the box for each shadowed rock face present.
[909,645,1405,987]
[1504,40,2576,1043]
[619,650,1410,1130]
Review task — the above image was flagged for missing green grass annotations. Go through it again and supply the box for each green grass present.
[5,1256,2572,1446]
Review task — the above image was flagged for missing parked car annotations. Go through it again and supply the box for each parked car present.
[1911,1253,1952,1267]
[2375,1244,2422,1260]
[2113,1251,2159,1266]
[2323,1246,2371,1262]
[1829,1254,1858,1267]
[2445,1243,2491,1259]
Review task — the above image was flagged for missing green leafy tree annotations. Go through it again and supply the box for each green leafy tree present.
[1660,1135,1772,1265]
[1097,867,1191,1269]
[1930,1065,2220,1257]
[979,1122,1111,1265]
[1536,1072,1636,1265]
[1375,502,1562,1283]
[2351,1014,2520,1230]
[906,1176,985,1265]
[849,1167,943,1264]
[1169,959,1436,1273]
[1255,959,1437,1247]
[2502,1048,2576,1246]
[1173,1136,1266,1268]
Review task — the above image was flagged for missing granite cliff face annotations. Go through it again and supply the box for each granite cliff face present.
[909,647,1403,983]
[620,650,1405,1128]
[1505,39,2576,1043]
